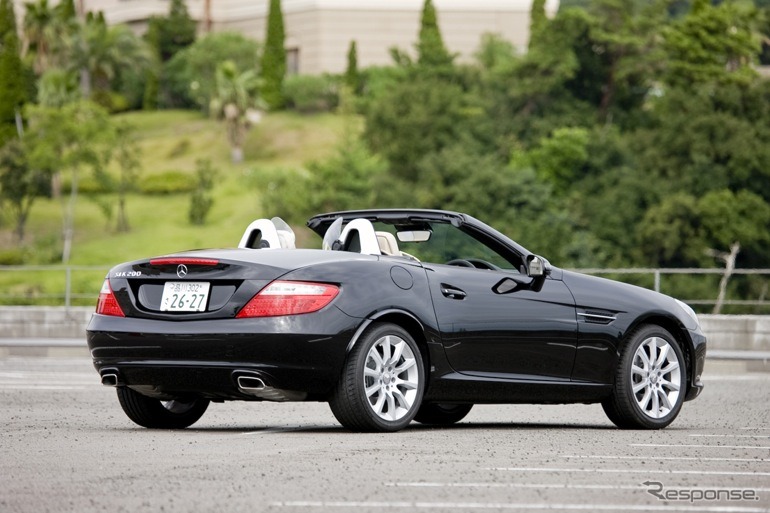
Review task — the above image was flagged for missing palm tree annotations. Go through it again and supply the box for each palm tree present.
[23,0,78,73]
[22,0,55,73]
[64,12,151,98]
[210,60,263,163]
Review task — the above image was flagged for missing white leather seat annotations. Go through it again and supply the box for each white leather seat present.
[375,231,400,256]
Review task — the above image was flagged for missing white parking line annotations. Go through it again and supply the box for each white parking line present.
[388,482,641,490]
[0,369,99,391]
[489,468,770,476]
[631,444,770,450]
[0,385,90,391]
[690,434,770,439]
[707,375,770,381]
[559,454,770,463]
[270,501,770,512]
[386,482,770,493]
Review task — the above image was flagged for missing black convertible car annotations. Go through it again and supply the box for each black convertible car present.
[87,209,706,432]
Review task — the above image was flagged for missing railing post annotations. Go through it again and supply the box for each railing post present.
[65,266,72,310]
[654,270,661,293]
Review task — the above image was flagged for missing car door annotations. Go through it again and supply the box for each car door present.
[424,264,578,381]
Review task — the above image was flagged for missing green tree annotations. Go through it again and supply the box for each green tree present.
[209,60,262,163]
[261,0,286,109]
[164,31,260,110]
[37,67,79,107]
[662,0,759,86]
[586,0,662,121]
[0,139,50,241]
[142,67,159,110]
[189,159,216,225]
[64,13,152,101]
[633,80,770,203]
[529,0,548,51]
[56,0,75,21]
[344,40,360,93]
[21,0,77,74]
[363,76,474,182]
[261,130,388,225]
[474,33,516,74]
[638,193,704,266]
[22,0,56,73]
[698,189,770,267]
[524,127,590,195]
[25,100,115,263]
[88,121,140,232]
[416,0,453,67]
[145,0,196,62]
[639,190,770,267]
[0,0,26,145]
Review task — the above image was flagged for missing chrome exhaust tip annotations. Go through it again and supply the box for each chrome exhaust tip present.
[237,375,266,391]
[101,373,119,387]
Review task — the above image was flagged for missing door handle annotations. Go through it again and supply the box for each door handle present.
[440,284,467,300]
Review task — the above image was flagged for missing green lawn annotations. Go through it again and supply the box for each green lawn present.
[0,109,350,304]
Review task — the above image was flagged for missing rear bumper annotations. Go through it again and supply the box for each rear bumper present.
[86,308,360,401]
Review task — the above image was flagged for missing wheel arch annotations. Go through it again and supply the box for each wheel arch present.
[346,309,431,378]
[624,314,694,394]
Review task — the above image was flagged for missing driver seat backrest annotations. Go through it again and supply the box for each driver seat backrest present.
[375,231,400,256]
[339,218,381,255]
[239,219,295,249]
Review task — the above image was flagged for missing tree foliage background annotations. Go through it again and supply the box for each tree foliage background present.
[262,0,770,277]
[2,0,770,293]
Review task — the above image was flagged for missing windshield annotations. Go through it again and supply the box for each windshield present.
[371,221,523,272]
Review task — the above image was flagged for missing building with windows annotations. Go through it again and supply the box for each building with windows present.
[13,0,558,74]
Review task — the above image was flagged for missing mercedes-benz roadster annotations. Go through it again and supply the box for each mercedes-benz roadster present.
[87,209,706,432]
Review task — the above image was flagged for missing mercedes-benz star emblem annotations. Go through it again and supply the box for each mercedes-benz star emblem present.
[176,264,188,278]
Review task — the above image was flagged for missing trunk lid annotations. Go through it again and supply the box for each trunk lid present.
[105,248,345,320]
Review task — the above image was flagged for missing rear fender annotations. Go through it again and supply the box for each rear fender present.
[346,309,450,393]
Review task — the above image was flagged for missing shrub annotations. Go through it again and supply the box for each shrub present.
[188,160,217,225]
[139,171,197,195]
[61,174,111,194]
[0,248,24,265]
[283,74,339,113]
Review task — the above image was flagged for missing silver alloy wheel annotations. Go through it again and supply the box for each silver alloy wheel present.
[631,336,681,419]
[363,334,420,421]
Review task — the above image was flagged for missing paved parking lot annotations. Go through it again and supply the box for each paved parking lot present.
[1,354,768,512]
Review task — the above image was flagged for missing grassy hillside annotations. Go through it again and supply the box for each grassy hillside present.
[0,109,349,304]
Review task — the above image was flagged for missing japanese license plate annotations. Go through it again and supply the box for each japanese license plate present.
[160,282,210,312]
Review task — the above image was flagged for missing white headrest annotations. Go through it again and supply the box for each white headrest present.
[339,218,381,255]
[239,218,297,249]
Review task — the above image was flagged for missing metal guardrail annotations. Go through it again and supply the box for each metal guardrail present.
[0,265,110,308]
[1,265,769,309]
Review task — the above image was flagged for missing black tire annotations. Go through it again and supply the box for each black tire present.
[602,324,686,429]
[116,387,209,429]
[329,323,425,432]
[414,403,473,425]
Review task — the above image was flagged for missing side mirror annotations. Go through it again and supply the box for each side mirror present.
[527,255,546,278]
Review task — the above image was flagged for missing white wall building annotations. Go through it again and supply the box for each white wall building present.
[13,0,559,74]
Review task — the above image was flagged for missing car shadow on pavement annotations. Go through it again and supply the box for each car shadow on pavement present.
[145,421,617,435]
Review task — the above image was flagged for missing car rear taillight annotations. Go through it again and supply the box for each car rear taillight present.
[236,281,339,318]
[96,279,125,317]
